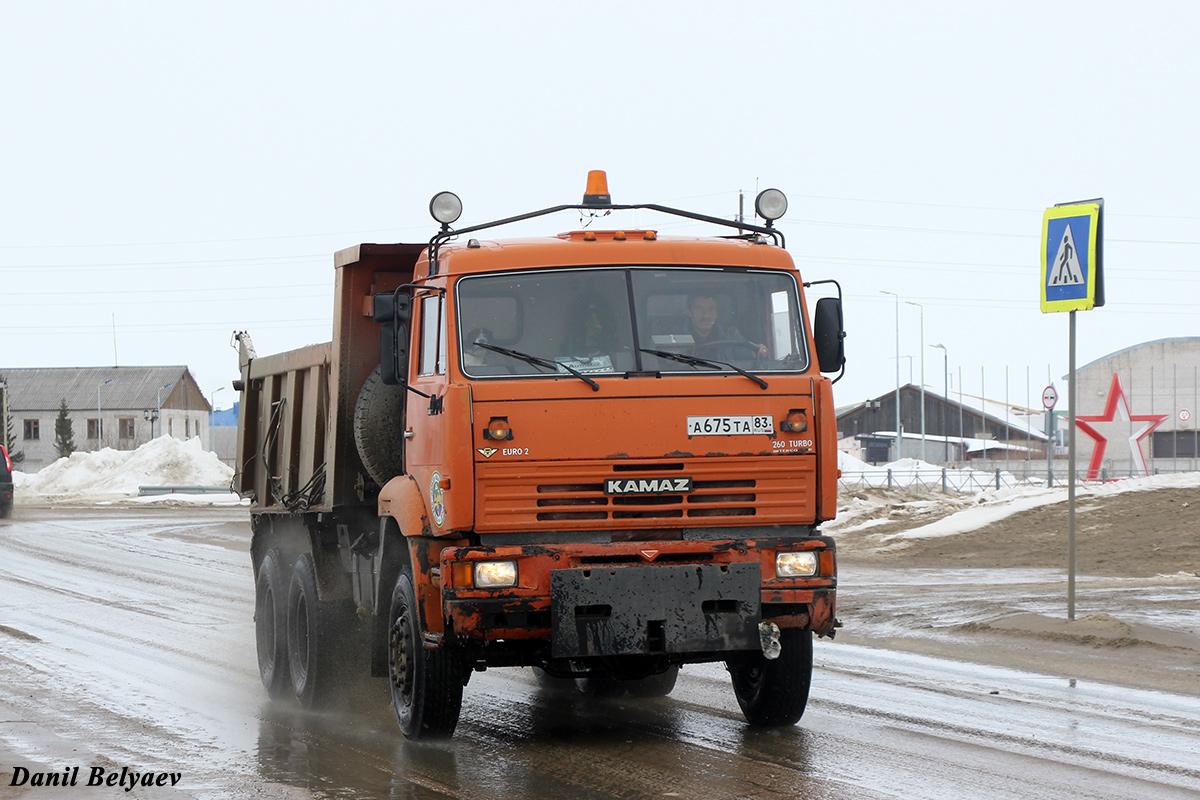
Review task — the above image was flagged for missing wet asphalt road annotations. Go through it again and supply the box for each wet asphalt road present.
[1,506,1198,799]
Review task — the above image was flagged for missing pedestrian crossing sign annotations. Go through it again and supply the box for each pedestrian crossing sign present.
[1041,201,1104,313]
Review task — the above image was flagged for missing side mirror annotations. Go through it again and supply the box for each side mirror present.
[813,297,846,374]
[373,292,411,324]
[373,293,412,386]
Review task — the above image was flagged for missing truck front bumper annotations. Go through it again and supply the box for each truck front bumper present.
[441,537,837,654]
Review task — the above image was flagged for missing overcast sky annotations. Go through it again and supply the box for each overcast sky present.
[4,2,1198,415]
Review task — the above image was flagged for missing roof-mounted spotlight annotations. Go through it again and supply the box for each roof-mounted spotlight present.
[430,191,463,227]
[755,188,788,224]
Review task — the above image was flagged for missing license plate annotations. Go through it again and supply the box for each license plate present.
[686,415,773,436]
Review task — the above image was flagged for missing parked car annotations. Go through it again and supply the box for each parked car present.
[0,444,13,518]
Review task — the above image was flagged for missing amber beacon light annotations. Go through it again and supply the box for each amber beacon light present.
[582,170,611,206]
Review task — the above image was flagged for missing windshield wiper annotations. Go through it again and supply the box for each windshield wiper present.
[474,342,600,391]
[639,348,768,390]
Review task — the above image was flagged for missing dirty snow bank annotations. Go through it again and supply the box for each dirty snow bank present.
[829,450,1200,541]
[879,471,1200,541]
[13,436,241,506]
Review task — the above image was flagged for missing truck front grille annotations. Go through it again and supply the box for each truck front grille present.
[475,458,813,532]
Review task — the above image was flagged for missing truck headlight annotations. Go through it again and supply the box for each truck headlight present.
[474,560,518,588]
[776,551,818,578]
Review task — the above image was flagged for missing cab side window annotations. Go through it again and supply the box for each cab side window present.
[418,294,446,377]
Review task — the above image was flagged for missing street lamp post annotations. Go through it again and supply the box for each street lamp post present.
[155,383,173,439]
[958,365,964,466]
[209,386,225,451]
[97,379,113,448]
[907,301,925,462]
[881,290,900,460]
[932,344,948,463]
[143,409,158,442]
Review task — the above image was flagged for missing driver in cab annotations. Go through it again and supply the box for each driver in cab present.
[685,293,768,360]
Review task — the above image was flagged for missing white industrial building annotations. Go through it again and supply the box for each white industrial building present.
[1072,337,1200,477]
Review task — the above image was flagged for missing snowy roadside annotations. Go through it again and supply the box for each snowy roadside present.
[9,437,1197,694]
[11,436,246,507]
[829,456,1200,696]
[829,462,1200,543]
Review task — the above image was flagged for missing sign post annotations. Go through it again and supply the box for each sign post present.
[1041,199,1104,621]
[1042,384,1058,486]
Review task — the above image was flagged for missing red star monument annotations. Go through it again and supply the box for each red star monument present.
[1075,373,1168,480]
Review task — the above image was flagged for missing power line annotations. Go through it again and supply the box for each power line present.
[0,225,429,250]
[1,318,330,333]
[10,283,328,298]
[0,254,326,272]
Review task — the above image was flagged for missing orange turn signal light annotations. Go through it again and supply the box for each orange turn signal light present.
[484,417,513,440]
[781,409,808,432]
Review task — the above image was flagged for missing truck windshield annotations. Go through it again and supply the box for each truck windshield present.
[455,267,809,379]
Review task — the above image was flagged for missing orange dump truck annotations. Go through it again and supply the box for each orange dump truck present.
[234,172,846,739]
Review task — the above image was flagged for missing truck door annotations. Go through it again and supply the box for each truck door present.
[405,288,451,528]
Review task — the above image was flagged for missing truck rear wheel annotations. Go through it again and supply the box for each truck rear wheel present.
[532,667,576,692]
[624,665,679,698]
[286,553,338,707]
[388,570,463,739]
[729,629,813,726]
[353,365,407,487]
[255,549,290,698]
[574,673,623,697]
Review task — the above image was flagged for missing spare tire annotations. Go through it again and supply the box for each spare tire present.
[353,365,407,487]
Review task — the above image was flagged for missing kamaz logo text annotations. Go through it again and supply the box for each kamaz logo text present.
[604,477,693,495]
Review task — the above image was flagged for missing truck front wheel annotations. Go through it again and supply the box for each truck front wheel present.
[729,629,813,726]
[254,549,290,698]
[388,570,463,739]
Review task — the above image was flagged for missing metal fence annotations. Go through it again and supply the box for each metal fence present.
[838,464,1200,494]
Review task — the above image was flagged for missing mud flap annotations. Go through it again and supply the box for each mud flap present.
[550,563,761,658]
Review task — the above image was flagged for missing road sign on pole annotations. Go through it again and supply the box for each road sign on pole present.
[1042,385,1058,410]
[1041,201,1104,313]
[1040,198,1104,623]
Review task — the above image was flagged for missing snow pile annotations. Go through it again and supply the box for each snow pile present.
[15,436,240,506]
